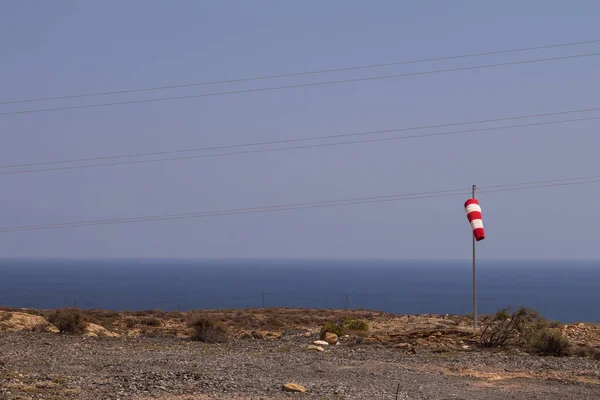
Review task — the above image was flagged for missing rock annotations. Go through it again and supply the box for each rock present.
[325,332,338,345]
[86,323,119,338]
[394,343,411,349]
[282,383,306,393]
[313,340,329,346]
[304,332,311,338]
[406,347,416,355]
[462,345,471,350]
[307,345,324,352]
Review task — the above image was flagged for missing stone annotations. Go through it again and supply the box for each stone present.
[313,340,329,346]
[462,345,471,350]
[304,332,311,337]
[325,332,338,345]
[307,345,324,352]
[282,383,306,393]
[86,323,119,338]
[394,343,411,349]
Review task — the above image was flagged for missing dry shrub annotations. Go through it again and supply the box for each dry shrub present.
[188,317,228,343]
[527,328,570,356]
[82,309,120,329]
[141,317,161,327]
[480,307,541,347]
[132,309,165,318]
[123,317,138,328]
[480,307,571,356]
[573,346,600,359]
[0,312,11,322]
[166,311,184,320]
[47,308,86,334]
[263,316,285,329]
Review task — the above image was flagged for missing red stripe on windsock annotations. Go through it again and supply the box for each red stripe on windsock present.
[467,211,482,223]
[473,228,485,241]
[464,198,479,208]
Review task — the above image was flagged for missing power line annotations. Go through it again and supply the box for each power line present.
[3,105,600,170]
[2,114,599,176]
[1,175,599,233]
[0,188,471,232]
[2,39,599,106]
[2,52,600,117]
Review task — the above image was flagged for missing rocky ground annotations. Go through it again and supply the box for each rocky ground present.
[1,308,599,399]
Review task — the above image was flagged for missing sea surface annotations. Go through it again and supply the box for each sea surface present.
[0,259,598,323]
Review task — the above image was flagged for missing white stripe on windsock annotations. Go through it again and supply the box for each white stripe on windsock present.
[465,204,482,214]
[470,219,484,230]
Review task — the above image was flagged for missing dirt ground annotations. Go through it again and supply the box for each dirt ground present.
[1,308,599,399]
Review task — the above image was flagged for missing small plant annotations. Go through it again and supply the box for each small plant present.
[344,319,370,332]
[188,317,228,343]
[526,328,570,356]
[320,321,344,339]
[47,308,87,334]
[141,317,161,327]
[319,318,370,339]
[479,306,570,355]
[123,317,138,328]
[0,312,12,322]
[573,346,600,359]
[263,316,285,329]
[480,307,546,348]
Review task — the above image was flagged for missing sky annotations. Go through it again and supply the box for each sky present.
[1,1,599,260]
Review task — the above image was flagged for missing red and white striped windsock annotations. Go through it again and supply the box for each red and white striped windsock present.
[464,199,485,241]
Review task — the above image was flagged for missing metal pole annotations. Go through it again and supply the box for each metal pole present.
[472,185,477,329]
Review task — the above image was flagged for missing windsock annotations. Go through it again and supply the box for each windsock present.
[464,198,485,241]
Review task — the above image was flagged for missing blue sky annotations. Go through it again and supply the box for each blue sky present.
[1,1,599,259]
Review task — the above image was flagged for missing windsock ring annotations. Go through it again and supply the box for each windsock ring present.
[464,198,485,241]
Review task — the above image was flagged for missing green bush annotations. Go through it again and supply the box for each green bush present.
[188,317,228,343]
[527,328,570,356]
[344,319,370,332]
[47,308,87,334]
[319,318,370,339]
[320,321,344,339]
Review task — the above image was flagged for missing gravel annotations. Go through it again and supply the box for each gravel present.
[1,331,599,399]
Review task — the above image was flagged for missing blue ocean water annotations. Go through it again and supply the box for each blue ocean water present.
[0,259,598,323]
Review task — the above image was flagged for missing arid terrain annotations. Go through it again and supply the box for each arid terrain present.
[1,307,599,399]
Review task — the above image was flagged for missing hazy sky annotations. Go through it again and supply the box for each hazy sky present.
[1,1,599,260]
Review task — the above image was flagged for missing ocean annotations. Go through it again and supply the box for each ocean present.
[0,259,598,323]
